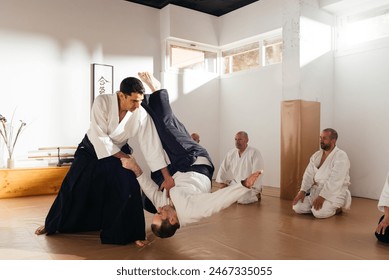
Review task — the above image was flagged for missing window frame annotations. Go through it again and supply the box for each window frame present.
[165,29,282,76]
[220,29,283,76]
[165,38,220,74]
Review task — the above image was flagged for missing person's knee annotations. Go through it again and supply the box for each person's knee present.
[293,202,311,214]
[237,192,258,204]
[312,208,335,219]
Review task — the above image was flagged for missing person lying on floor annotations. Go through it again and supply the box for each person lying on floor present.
[375,172,389,243]
[122,155,261,239]
[121,72,263,239]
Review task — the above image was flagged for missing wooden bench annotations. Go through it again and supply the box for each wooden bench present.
[0,166,70,198]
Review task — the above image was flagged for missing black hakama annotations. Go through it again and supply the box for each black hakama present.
[44,135,145,245]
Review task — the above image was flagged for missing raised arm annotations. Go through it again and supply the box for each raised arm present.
[121,156,171,207]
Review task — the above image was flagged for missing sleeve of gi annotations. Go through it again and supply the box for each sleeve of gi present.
[136,110,168,172]
[89,95,121,159]
[215,151,233,184]
[137,173,170,209]
[378,172,389,212]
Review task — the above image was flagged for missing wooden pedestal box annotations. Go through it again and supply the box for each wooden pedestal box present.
[0,166,69,198]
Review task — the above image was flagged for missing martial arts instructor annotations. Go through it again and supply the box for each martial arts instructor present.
[35,76,173,245]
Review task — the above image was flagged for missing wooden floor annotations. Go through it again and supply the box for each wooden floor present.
[0,187,388,260]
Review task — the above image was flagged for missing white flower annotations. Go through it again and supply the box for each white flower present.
[0,113,27,159]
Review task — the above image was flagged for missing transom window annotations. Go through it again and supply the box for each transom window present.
[167,30,282,75]
[167,41,218,73]
[221,34,283,74]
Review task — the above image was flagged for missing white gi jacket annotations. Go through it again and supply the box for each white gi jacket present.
[87,93,167,172]
[378,172,389,212]
[300,146,351,208]
[216,146,264,204]
[216,146,264,191]
[137,171,252,226]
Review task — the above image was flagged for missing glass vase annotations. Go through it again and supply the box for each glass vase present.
[7,158,14,169]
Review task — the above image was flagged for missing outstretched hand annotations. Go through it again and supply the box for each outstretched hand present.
[138,72,161,92]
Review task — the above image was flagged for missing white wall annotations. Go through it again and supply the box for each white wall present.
[300,4,335,129]
[164,71,220,167]
[0,0,161,164]
[219,67,282,188]
[318,0,389,199]
[162,5,219,46]
[218,0,283,45]
[334,41,389,199]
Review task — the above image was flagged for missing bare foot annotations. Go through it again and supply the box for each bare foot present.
[242,170,263,188]
[35,225,47,235]
[135,240,150,247]
[138,72,161,92]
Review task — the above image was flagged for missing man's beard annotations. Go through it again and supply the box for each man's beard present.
[320,142,331,151]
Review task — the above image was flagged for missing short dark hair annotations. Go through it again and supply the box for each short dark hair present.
[323,128,338,140]
[151,218,180,238]
[120,77,145,96]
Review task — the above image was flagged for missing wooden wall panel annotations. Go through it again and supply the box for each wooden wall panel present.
[280,100,320,200]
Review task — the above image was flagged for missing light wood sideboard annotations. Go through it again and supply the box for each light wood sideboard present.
[0,166,70,198]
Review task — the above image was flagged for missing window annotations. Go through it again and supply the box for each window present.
[337,6,389,50]
[166,30,282,75]
[263,37,283,66]
[167,41,218,73]
[222,42,260,74]
[221,33,283,74]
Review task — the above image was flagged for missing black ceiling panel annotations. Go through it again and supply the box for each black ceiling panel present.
[125,0,259,17]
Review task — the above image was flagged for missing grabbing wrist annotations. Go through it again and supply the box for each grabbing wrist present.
[133,165,143,178]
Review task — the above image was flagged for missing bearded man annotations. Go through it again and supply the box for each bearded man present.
[292,128,351,218]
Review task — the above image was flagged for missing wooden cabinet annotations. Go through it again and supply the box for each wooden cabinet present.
[0,166,70,198]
